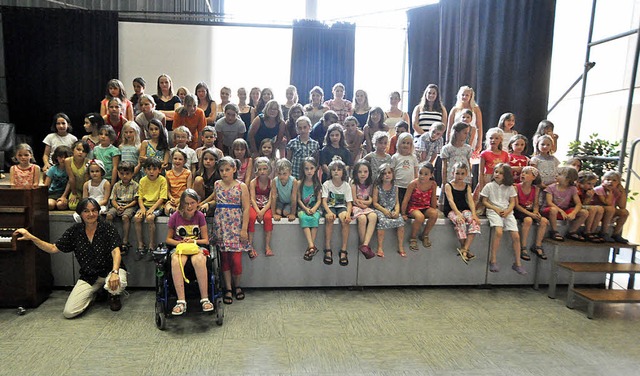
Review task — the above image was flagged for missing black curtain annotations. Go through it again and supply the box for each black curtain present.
[407,0,556,145]
[2,7,118,161]
[290,20,355,107]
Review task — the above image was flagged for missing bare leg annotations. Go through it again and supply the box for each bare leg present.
[409,210,425,239]
[146,214,157,249]
[171,254,189,301]
[568,210,589,233]
[397,226,406,255]
[422,208,438,237]
[613,208,629,234]
[122,215,131,244]
[521,217,533,248]
[191,253,209,300]
[490,227,503,264]
[535,218,549,246]
[356,215,366,244]
[265,231,273,256]
[511,231,522,266]
[134,215,144,248]
[303,228,314,248]
[324,216,334,249]
[339,212,350,250]
[376,229,385,256]
[364,212,377,246]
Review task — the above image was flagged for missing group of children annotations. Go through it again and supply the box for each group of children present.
[7,80,632,289]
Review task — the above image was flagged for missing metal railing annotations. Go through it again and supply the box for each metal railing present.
[625,138,640,192]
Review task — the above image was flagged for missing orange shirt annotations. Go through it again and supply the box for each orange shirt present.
[173,108,206,148]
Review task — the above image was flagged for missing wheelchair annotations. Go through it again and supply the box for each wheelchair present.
[153,243,224,330]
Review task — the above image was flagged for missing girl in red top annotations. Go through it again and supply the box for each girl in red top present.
[508,134,529,183]
[401,162,438,251]
[514,166,549,260]
[476,127,509,200]
[248,157,274,257]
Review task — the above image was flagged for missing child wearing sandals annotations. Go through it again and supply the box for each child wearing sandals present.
[593,171,630,243]
[166,189,213,315]
[401,162,438,252]
[213,157,251,304]
[514,166,549,260]
[298,157,323,261]
[248,157,274,257]
[443,162,480,263]
[351,159,377,258]
[271,159,298,224]
[372,163,406,257]
[321,159,353,266]
[542,166,589,241]
[480,163,527,275]
[577,171,606,243]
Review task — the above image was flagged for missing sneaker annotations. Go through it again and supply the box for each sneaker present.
[108,295,122,311]
[611,234,629,244]
[134,247,147,261]
[512,263,528,275]
[489,262,500,273]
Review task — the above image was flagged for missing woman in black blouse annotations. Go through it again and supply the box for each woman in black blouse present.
[14,198,126,318]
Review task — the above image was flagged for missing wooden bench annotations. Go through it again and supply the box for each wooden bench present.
[569,288,640,319]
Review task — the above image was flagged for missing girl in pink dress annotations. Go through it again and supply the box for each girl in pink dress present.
[213,157,251,305]
[350,160,377,258]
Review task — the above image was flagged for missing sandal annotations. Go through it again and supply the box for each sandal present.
[323,249,333,265]
[398,249,407,257]
[520,247,531,261]
[409,238,419,252]
[465,250,476,260]
[585,233,605,243]
[566,232,586,242]
[172,300,187,316]
[265,248,274,257]
[456,248,469,264]
[235,287,245,300]
[376,249,385,258]
[248,248,258,259]
[223,290,233,305]
[550,231,564,242]
[303,246,318,261]
[530,245,547,260]
[420,235,432,248]
[339,250,348,266]
[120,243,130,256]
[200,298,214,312]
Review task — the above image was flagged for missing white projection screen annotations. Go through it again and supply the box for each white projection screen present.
[119,21,293,104]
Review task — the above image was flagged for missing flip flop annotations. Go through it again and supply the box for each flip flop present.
[456,248,469,264]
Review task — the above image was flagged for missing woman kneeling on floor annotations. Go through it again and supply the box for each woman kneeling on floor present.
[166,189,214,315]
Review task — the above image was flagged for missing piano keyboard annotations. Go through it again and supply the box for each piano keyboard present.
[0,236,12,244]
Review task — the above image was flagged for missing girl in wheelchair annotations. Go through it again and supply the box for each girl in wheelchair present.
[165,188,213,315]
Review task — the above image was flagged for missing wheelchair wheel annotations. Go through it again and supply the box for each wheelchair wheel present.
[155,301,166,330]
[215,297,224,326]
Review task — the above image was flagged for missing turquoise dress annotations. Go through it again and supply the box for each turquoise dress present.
[297,184,321,228]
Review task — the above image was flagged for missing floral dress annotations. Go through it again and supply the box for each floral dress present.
[374,184,405,229]
[352,183,374,218]
[212,180,251,253]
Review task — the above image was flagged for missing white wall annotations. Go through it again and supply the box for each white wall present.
[119,22,292,104]
[549,0,640,242]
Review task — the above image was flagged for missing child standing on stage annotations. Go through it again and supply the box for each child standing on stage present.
[232,138,253,186]
[443,162,480,263]
[497,113,517,151]
[45,146,72,210]
[271,159,297,223]
[351,160,377,258]
[106,161,139,255]
[286,116,320,180]
[507,134,529,183]
[82,113,103,151]
[322,159,353,266]
[542,166,589,241]
[417,121,445,164]
[134,157,167,260]
[363,131,392,183]
[92,124,121,186]
[119,121,142,178]
[65,141,89,210]
[320,123,352,181]
[530,135,560,189]
[514,166,549,260]
[392,132,419,205]
[164,149,193,215]
[476,128,509,198]
[10,143,41,188]
[170,126,198,175]
[401,162,438,251]
[258,138,277,180]
[213,156,251,304]
[372,163,406,257]
[194,148,221,216]
[298,157,323,261]
[249,157,274,257]
[480,163,526,275]
[195,126,222,162]
[343,116,364,165]
[139,118,170,172]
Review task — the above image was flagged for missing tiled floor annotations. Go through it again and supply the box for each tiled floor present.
[1,286,640,375]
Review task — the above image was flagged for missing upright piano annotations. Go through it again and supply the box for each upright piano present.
[0,186,52,308]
